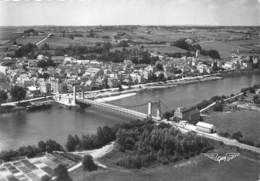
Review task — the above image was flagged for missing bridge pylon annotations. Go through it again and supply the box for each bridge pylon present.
[81,89,85,100]
[147,100,161,119]
[72,86,76,105]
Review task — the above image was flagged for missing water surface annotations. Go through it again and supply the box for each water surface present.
[0,74,259,150]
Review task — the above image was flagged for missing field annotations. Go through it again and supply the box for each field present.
[44,36,105,48]
[200,41,246,58]
[0,26,259,58]
[16,35,46,45]
[70,147,259,181]
[0,27,22,40]
[200,39,260,58]
[205,110,260,142]
[141,44,187,54]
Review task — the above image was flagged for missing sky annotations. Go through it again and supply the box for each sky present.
[0,0,259,26]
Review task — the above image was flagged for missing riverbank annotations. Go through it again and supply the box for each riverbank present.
[85,75,223,101]
[0,71,254,110]
[220,69,260,78]
[1,74,260,151]
[94,93,137,102]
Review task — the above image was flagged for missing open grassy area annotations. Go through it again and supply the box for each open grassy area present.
[16,35,46,45]
[205,110,260,142]
[200,41,247,58]
[45,36,105,48]
[1,26,259,58]
[70,147,259,181]
[0,27,22,40]
[141,44,187,54]
[200,38,260,58]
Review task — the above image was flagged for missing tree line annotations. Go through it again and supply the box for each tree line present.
[0,139,64,162]
[14,41,160,65]
[65,126,116,152]
[172,38,221,59]
[0,85,27,103]
[115,120,214,168]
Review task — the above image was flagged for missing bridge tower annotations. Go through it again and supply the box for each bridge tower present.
[72,85,76,105]
[147,100,161,119]
[81,89,85,100]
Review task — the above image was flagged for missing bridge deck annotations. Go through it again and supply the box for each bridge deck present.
[76,98,160,121]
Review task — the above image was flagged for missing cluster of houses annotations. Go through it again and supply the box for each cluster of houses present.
[0,50,259,99]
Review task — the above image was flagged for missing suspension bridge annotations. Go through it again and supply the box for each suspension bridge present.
[54,86,172,121]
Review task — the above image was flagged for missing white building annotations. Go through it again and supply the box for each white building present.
[196,121,216,133]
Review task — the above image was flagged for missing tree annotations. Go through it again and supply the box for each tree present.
[213,102,224,112]
[87,30,95,38]
[17,145,39,158]
[156,63,164,71]
[118,40,129,47]
[212,61,219,72]
[54,164,72,181]
[24,29,38,35]
[37,59,56,68]
[118,84,123,91]
[82,155,98,171]
[41,43,50,50]
[207,50,220,59]
[232,131,243,141]
[45,139,64,153]
[162,111,173,120]
[158,73,166,82]
[218,131,230,138]
[10,86,26,101]
[38,141,47,152]
[66,135,77,152]
[201,49,220,59]
[253,95,260,104]
[0,89,8,103]
[41,175,51,181]
[15,43,38,57]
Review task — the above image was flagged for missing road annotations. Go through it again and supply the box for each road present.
[200,92,244,113]
[1,96,53,106]
[161,119,260,154]
[35,33,52,46]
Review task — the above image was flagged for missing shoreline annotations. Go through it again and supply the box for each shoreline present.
[1,71,259,113]
[220,69,260,78]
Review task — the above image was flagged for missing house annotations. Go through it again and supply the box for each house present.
[49,78,66,93]
[84,68,103,79]
[64,56,77,64]
[196,121,216,133]
[174,106,200,123]
[28,59,39,67]
[222,61,234,70]
[130,73,142,84]
[0,63,8,74]
[51,56,65,65]
[107,77,119,88]
[38,79,51,95]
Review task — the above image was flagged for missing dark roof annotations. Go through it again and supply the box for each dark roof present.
[182,106,198,113]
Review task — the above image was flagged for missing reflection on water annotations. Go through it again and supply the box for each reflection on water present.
[0,74,259,151]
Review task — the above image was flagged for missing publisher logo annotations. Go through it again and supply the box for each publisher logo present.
[204,152,240,164]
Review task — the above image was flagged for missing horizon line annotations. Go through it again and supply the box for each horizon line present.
[0,24,259,27]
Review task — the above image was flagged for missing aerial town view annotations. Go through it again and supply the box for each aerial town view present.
[0,0,259,181]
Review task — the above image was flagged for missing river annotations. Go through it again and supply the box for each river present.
[0,74,259,151]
